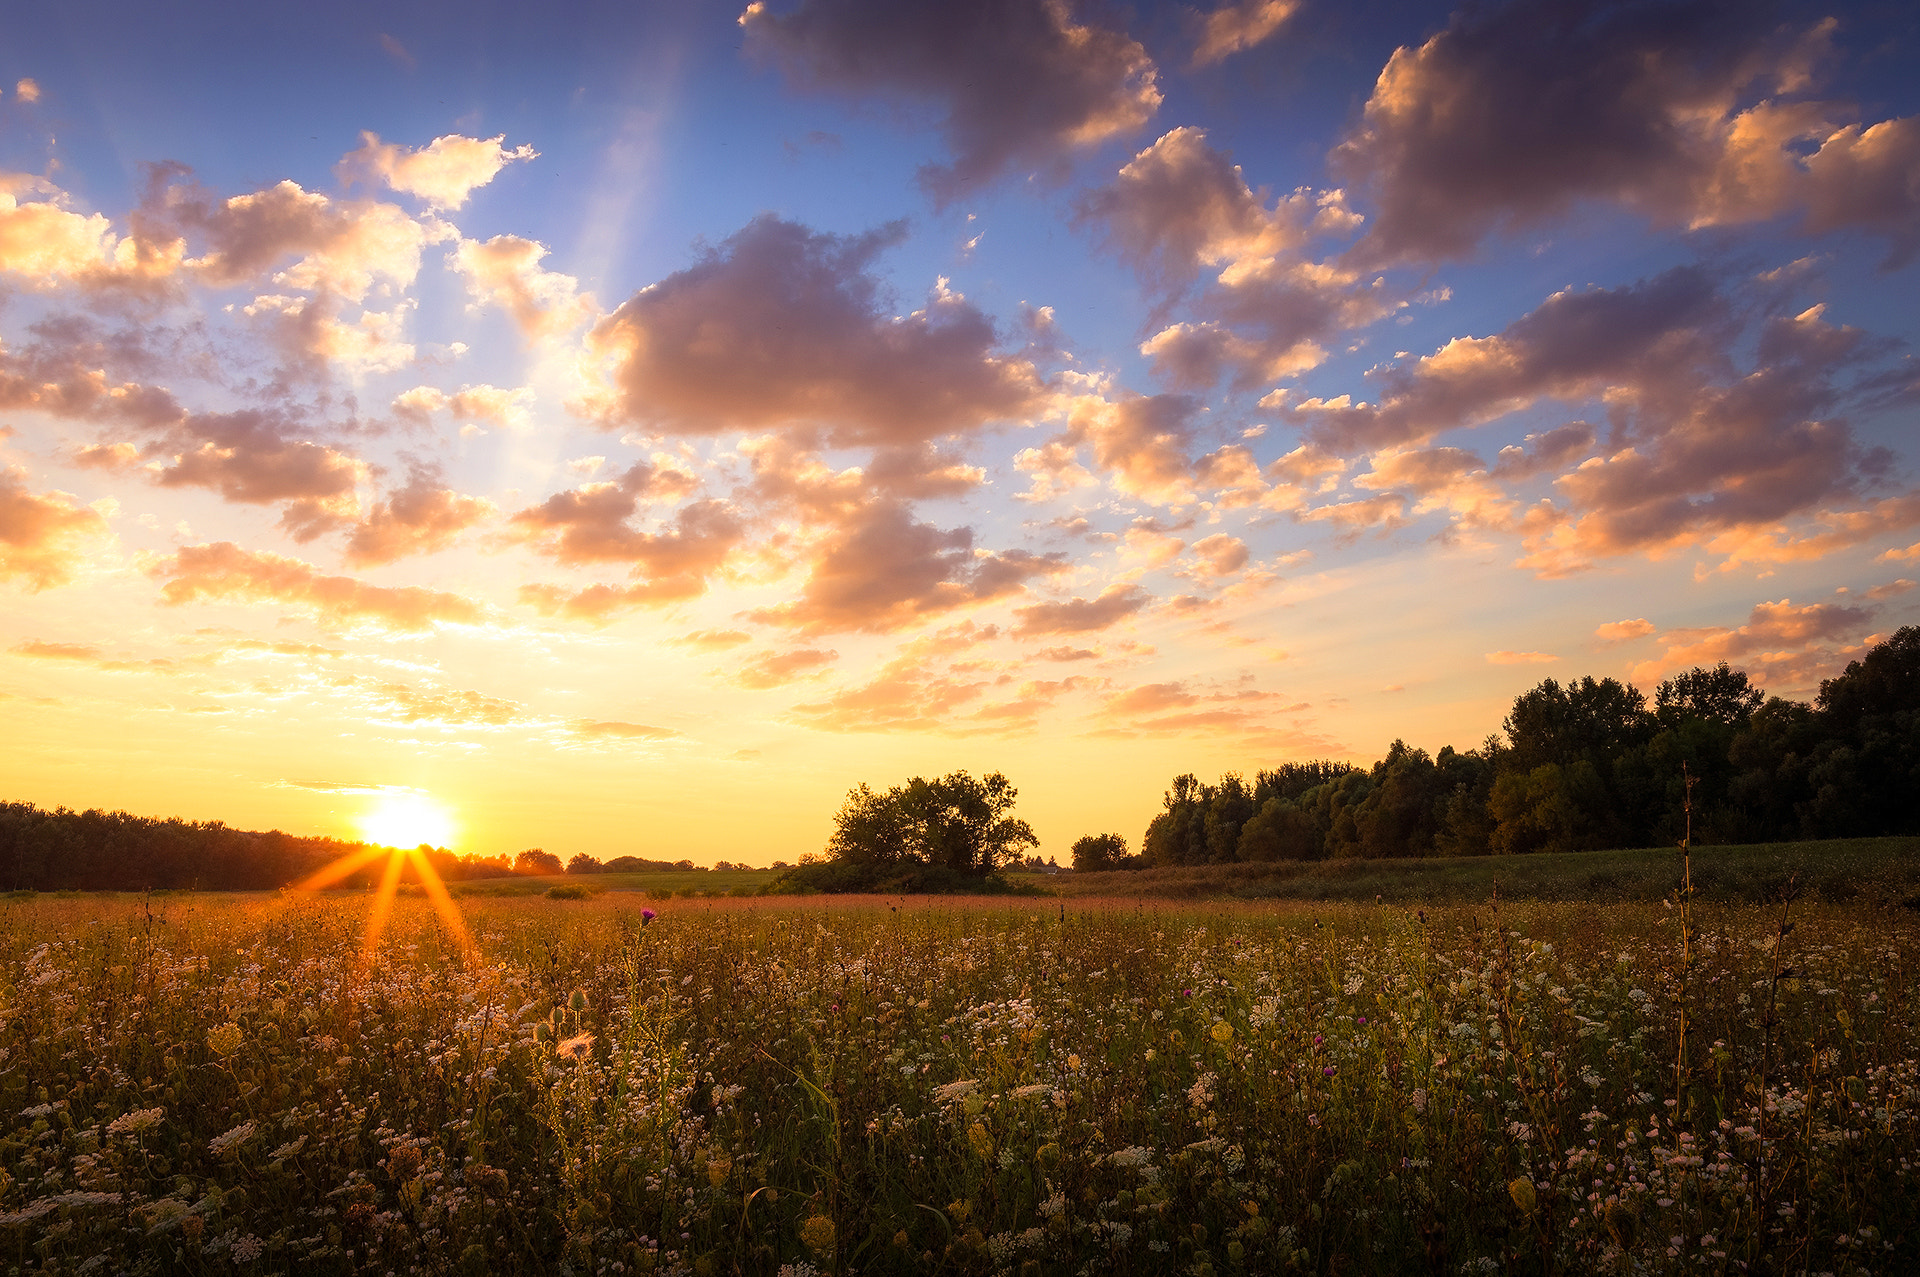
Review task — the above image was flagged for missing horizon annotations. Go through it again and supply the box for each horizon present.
[3,0,1917,862]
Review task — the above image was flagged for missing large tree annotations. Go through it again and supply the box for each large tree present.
[825,770,1036,876]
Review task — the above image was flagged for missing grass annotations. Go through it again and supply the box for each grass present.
[445,869,785,899]
[3,887,1917,1274]
[1054,836,1920,906]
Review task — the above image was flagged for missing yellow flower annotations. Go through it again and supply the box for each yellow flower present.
[1508,1177,1537,1214]
[1067,1053,1081,1071]
[1210,1022,1234,1045]
[207,1023,244,1057]
[706,1155,731,1187]
[799,1214,836,1255]
[968,1121,993,1158]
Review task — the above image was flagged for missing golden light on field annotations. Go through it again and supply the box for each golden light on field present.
[357,791,457,852]
[292,790,475,967]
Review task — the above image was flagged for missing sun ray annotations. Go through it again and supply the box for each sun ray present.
[295,843,392,892]
[406,844,479,964]
[358,843,411,965]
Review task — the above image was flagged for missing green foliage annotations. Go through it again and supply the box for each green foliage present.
[513,849,564,876]
[1143,628,1920,862]
[821,770,1036,882]
[1069,832,1128,872]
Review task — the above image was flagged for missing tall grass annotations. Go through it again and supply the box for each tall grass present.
[2,890,1916,1273]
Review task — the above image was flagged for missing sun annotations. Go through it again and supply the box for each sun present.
[290,789,477,967]
[358,790,457,850]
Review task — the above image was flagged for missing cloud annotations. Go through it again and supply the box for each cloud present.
[1296,266,1726,453]
[1192,0,1300,67]
[728,647,839,689]
[1051,392,1199,504]
[1080,129,1382,388]
[450,235,593,342]
[152,410,369,541]
[15,79,40,104]
[241,293,416,379]
[741,0,1160,203]
[1079,127,1342,292]
[1864,579,1914,600]
[784,623,1072,734]
[155,172,451,302]
[0,465,111,589]
[749,499,1069,635]
[1629,597,1877,693]
[9,639,102,661]
[673,628,753,651]
[1595,618,1656,643]
[339,132,538,210]
[585,216,1041,444]
[1332,2,1920,266]
[391,383,533,431]
[344,471,495,567]
[1013,584,1152,636]
[1485,650,1558,665]
[1188,532,1250,578]
[157,542,487,630]
[569,719,678,740]
[508,466,723,586]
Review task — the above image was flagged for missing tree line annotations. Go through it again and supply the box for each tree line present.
[1076,627,1920,869]
[0,807,721,893]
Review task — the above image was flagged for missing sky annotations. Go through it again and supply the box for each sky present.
[2,0,1917,864]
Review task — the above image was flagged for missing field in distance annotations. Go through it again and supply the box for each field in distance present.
[1049,835,1920,906]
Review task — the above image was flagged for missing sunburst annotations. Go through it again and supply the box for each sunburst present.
[293,790,477,965]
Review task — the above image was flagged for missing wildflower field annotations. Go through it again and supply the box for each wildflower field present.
[3,890,1917,1276]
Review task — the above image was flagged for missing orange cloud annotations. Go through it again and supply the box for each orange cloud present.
[1013,584,1152,637]
[1629,597,1878,694]
[345,471,495,567]
[673,628,753,651]
[586,216,1041,444]
[742,0,1160,204]
[1332,5,1918,266]
[728,647,839,690]
[1486,650,1558,665]
[1595,618,1656,643]
[450,235,592,342]
[339,132,538,210]
[392,383,533,431]
[0,465,110,589]
[751,500,1068,636]
[1192,0,1300,67]
[157,542,487,631]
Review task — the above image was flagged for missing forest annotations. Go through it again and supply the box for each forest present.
[1113,626,1919,870]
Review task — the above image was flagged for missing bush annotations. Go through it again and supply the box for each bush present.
[545,884,590,900]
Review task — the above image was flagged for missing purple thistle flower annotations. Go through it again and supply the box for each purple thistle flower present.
[641,908,656,925]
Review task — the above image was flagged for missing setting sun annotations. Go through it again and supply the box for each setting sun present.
[358,791,457,851]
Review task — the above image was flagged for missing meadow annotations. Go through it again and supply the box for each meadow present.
[2,886,1916,1275]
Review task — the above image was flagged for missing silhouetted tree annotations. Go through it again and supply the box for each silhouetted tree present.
[1071,832,1128,871]
[566,853,604,874]
[515,849,563,875]
[825,770,1036,876]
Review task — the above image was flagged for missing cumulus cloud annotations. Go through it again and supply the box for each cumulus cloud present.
[241,293,416,379]
[1629,597,1878,693]
[1049,392,1199,504]
[1332,1,1920,265]
[1192,0,1299,67]
[153,410,369,541]
[1486,650,1558,665]
[513,496,743,619]
[741,0,1161,203]
[1081,129,1383,389]
[672,628,753,650]
[344,471,495,567]
[391,383,533,431]
[728,647,839,689]
[153,172,451,302]
[157,542,487,630]
[450,235,593,342]
[749,499,1069,635]
[339,132,538,210]
[1079,128,1346,292]
[1188,532,1250,578]
[507,464,713,566]
[1595,618,1656,643]
[1296,266,1727,453]
[1012,583,1151,636]
[0,465,110,589]
[585,216,1042,444]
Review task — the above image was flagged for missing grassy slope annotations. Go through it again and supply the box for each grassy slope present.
[1048,835,1920,905]
[449,869,784,897]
